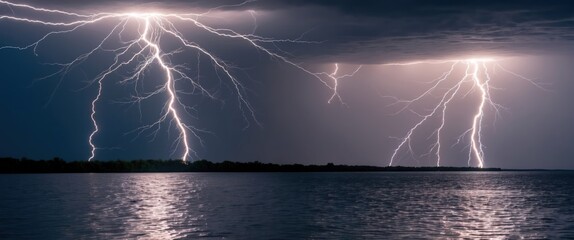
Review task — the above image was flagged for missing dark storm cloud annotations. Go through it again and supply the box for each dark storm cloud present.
[257,0,574,63]
[12,0,574,62]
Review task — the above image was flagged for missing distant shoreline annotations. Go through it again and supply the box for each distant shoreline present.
[3,157,567,173]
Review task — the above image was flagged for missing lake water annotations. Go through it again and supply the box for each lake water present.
[1,172,573,239]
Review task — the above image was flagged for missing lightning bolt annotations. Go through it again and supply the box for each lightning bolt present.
[385,57,541,168]
[0,1,337,162]
[314,63,362,105]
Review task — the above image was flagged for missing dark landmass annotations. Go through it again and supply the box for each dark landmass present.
[0,157,505,173]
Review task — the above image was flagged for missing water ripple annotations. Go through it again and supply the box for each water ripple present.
[1,172,573,239]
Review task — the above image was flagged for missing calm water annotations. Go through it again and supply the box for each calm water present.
[1,172,573,239]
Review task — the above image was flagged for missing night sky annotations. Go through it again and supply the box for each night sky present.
[1,0,574,168]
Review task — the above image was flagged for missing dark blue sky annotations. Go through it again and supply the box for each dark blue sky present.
[1,0,574,168]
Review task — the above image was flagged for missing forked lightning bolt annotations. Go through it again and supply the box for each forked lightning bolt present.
[0,1,338,162]
[317,63,362,104]
[385,58,542,168]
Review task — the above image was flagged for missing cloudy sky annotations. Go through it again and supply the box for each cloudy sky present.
[0,0,573,168]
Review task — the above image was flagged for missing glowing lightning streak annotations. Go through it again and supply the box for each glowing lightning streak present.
[469,60,487,168]
[328,63,342,103]
[89,76,103,161]
[385,58,506,168]
[0,1,338,162]
[140,18,191,162]
[316,63,362,104]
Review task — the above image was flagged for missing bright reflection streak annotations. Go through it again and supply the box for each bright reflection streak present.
[85,174,204,238]
[126,175,187,239]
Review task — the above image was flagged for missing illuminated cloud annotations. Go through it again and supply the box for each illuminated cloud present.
[11,0,574,63]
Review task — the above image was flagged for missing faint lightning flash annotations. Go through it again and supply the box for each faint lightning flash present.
[0,1,337,162]
[385,57,543,168]
[317,63,362,104]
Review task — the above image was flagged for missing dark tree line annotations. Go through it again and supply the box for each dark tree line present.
[0,157,502,173]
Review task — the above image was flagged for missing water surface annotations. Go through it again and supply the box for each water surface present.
[1,172,573,239]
